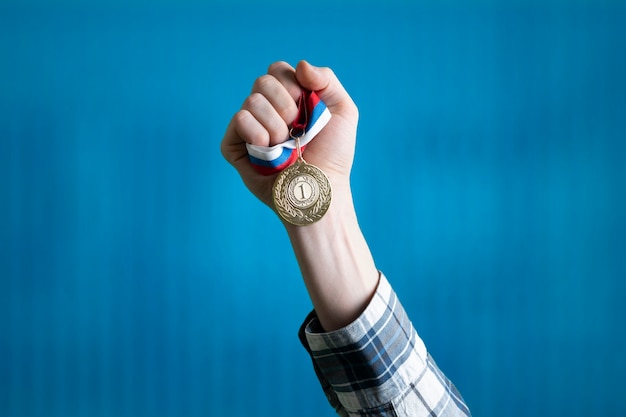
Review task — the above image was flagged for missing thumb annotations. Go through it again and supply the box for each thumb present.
[295,60,356,113]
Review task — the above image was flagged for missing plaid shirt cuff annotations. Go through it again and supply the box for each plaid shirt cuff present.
[298,273,471,416]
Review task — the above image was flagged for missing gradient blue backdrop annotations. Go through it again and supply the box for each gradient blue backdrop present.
[1,1,625,416]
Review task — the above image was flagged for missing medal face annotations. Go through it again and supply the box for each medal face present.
[273,159,332,226]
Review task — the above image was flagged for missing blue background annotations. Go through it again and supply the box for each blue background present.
[1,1,625,416]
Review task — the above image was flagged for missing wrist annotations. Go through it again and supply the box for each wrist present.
[284,182,379,331]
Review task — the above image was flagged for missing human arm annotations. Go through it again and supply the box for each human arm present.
[220,60,378,331]
[220,60,471,416]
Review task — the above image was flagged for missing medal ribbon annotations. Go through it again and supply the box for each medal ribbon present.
[246,90,331,175]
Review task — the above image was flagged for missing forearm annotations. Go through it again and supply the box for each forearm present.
[223,61,471,416]
[284,182,379,331]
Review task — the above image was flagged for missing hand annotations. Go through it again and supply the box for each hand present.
[221,60,359,210]
[221,60,377,331]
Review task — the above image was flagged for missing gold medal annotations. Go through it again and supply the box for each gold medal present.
[273,136,331,226]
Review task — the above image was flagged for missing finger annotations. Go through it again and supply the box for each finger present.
[221,117,249,169]
[221,120,275,205]
[267,61,301,101]
[295,60,357,115]
[241,92,289,146]
[231,108,270,147]
[251,74,299,126]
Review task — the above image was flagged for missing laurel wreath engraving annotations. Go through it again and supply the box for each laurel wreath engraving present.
[273,162,332,226]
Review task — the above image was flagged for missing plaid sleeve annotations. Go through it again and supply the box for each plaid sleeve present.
[298,273,471,417]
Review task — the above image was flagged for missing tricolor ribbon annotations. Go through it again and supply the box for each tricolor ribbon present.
[246,90,331,175]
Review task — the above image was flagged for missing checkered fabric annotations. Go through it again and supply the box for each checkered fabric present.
[299,273,471,416]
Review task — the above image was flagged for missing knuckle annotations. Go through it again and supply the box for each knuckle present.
[242,92,266,110]
[233,109,269,146]
[233,109,250,125]
[268,123,288,142]
[252,74,276,93]
[350,101,359,119]
[319,65,335,78]
[267,61,290,74]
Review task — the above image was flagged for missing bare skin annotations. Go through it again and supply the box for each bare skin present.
[221,60,378,331]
